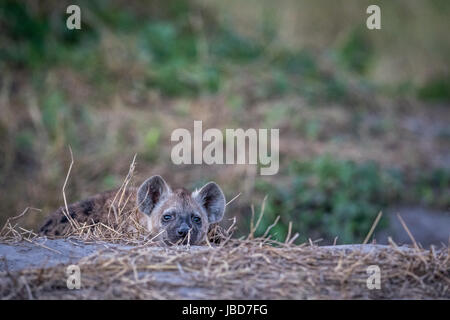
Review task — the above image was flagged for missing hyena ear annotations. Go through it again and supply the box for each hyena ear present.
[137,175,171,215]
[193,182,226,224]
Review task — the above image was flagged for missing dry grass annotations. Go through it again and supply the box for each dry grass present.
[1,202,449,299]
[0,156,449,300]
[0,236,449,299]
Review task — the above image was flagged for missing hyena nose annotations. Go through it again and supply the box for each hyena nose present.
[177,224,190,237]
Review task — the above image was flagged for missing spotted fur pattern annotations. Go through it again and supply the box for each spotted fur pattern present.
[39,188,140,236]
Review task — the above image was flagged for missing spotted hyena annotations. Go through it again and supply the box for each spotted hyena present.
[39,176,226,245]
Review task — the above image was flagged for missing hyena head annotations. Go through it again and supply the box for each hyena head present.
[137,175,226,245]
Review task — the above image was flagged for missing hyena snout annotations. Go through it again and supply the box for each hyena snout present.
[177,223,191,237]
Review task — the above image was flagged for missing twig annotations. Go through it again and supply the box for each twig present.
[226,193,241,207]
[61,146,78,229]
[363,212,382,245]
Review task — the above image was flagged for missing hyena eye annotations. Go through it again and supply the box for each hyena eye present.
[162,214,172,222]
[192,216,201,224]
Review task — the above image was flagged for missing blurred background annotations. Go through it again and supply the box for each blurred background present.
[0,0,449,246]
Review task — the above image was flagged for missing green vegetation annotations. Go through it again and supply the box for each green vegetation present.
[256,156,401,243]
[412,168,450,208]
[418,76,450,103]
[256,157,449,244]
[338,27,374,75]
[0,0,353,102]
